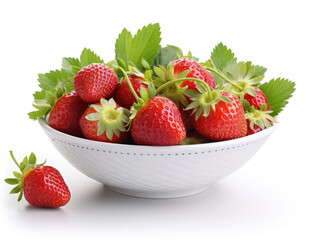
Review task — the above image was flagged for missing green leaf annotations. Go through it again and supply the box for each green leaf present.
[144,70,153,82]
[176,70,189,79]
[210,43,237,85]
[129,23,161,70]
[140,88,149,102]
[238,62,247,80]
[13,171,22,178]
[152,45,181,68]
[5,178,19,185]
[141,58,151,70]
[241,99,250,111]
[115,28,133,70]
[260,103,267,111]
[17,191,23,202]
[245,61,267,78]
[38,69,73,92]
[86,113,101,121]
[115,23,161,71]
[147,83,156,98]
[29,152,36,164]
[254,65,267,78]
[10,185,21,194]
[19,162,26,172]
[28,107,51,120]
[210,42,237,71]
[30,53,82,120]
[259,78,296,117]
[28,86,67,120]
[62,57,82,75]
[79,48,104,67]
[246,87,257,97]
[153,66,166,79]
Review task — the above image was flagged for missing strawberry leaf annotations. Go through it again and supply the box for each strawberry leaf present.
[210,43,237,85]
[62,57,82,75]
[245,61,267,79]
[62,48,103,75]
[28,82,67,120]
[115,28,133,70]
[28,105,52,120]
[211,42,237,71]
[115,23,161,71]
[79,48,104,67]
[38,69,73,92]
[152,45,181,68]
[259,78,296,117]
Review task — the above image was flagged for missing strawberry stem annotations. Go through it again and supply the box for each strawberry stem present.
[155,78,212,96]
[204,66,243,91]
[114,66,141,102]
[9,151,20,169]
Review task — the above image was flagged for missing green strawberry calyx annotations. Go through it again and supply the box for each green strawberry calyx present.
[126,61,155,91]
[184,83,231,120]
[243,100,277,130]
[86,98,130,140]
[153,76,227,120]
[153,61,190,107]
[203,60,265,99]
[4,151,46,202]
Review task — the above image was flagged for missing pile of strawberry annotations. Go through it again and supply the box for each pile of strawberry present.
[29,23,296,146]
[5,23,296,209]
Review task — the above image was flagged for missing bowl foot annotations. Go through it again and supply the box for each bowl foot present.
[105,185,210,199]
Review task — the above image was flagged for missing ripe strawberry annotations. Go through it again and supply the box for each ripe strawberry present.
[153,59,215,131]
[179,102,194,132]
[131,96,186,146]
[5,151,70,208]
[173,58,216,91]
[244,87,270,110]
[48,91,88,137]
[113,75,149,109]
[193,92,247,141]
[74,63,118,103]
[79,98,129,143]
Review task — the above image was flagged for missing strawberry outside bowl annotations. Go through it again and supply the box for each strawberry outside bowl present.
[38,117,278,198]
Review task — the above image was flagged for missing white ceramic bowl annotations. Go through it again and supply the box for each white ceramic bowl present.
[39,118,277,198]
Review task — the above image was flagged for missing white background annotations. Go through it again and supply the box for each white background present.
[1,0,321,239]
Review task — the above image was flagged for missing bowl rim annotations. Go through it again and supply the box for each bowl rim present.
[38,117,278,150]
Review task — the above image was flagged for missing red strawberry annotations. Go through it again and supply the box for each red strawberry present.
[173,58,216,91]
[5,151,70,208]
[154,59,215,132]
[113,75,149,109]
[179,102,194,132]
[131,96,186,146]
[79,98,129,143]
[49,91,88,137]
[74,63,118,103]
[185,88,247,141]
[244,87,270,110]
